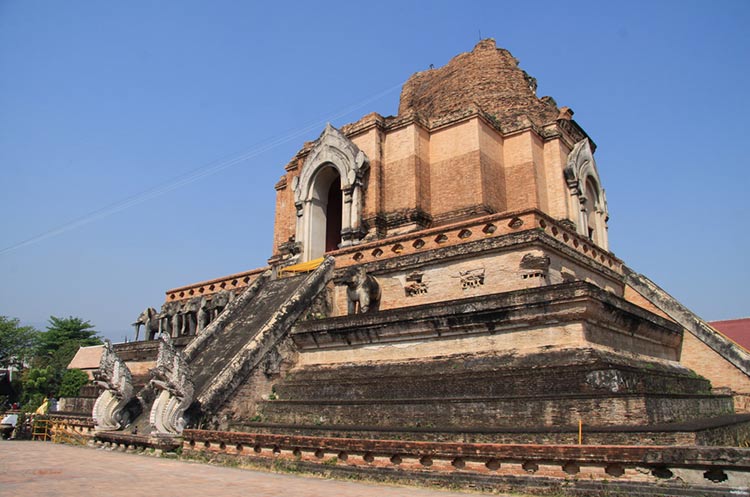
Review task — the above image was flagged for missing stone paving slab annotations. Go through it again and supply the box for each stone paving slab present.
[0,440,504,497]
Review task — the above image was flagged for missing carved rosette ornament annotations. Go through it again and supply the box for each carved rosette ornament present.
[92,340,135,431]
[148,334,194,435]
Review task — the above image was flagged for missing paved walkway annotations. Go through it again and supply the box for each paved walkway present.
[0,440,502,497]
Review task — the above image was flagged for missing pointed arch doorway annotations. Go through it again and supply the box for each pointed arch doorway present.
[305,165,342,260]
[293,124,370,262]
[325,175,342,253]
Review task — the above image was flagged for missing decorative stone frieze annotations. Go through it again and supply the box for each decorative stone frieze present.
[165,267,266,302]
[457,268,485,290]
[520,253,551,270]
[404,271,428,297]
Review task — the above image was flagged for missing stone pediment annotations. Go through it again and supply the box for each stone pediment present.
[294,123,368,205]
[564,138,601,196]
[564,138,609,250]
[293,124,370,260]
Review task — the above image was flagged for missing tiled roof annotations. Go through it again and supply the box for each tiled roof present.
[67,345,103,370]
[710,318,750,352]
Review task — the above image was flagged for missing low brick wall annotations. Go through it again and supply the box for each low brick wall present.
[93,431,182,452]
[57,396,96,416]
[166,267,267,302]
[182,429,750,496]
[331,209,621,275]
[233,413,750,446]
[49,414,96,444]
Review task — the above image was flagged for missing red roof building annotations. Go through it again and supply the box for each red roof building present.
[710,318,750,352]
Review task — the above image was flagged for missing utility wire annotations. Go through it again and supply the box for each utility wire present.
[0,83,402,256]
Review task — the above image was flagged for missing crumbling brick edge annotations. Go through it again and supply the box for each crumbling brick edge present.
[80,426,750,496]
[171,429,750,497]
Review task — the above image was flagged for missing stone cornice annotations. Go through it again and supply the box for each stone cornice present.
[331,209,622,280]
[166,211,620,304]
[165,266,268,302]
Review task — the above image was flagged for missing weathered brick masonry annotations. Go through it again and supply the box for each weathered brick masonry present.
[76,39,750,497]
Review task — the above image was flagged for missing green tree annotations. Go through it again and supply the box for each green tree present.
[31,316,101,401]
[58,368,89,397]
[0,316,40,368]
[20,365,57,411]
[38,316,102,362]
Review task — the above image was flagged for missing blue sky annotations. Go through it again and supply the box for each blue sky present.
[1,1,748,342]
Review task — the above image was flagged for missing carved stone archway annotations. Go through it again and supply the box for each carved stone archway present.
[564,138,609,251]
[294,124,369,261]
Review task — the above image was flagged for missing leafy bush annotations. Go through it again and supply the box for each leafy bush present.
[21,393,46,413]
[59,368,89,397]
[22,366,57,398]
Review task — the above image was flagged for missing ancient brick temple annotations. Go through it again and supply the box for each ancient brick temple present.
[68,40,750,494]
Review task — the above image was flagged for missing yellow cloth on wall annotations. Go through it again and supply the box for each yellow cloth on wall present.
[279,257,325,274]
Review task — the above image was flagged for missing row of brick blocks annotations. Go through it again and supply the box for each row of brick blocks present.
[165,209,621,302]
[181,429,750,490]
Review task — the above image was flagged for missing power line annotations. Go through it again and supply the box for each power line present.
[0,83,402,256]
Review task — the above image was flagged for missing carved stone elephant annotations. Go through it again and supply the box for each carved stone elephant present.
[133,307,159,341]
[158,301,179,338]
[179,298,201,336]
[196,296,209,333]
[343,267,380,314]
[207,290,232,320]
[171,305,183,338]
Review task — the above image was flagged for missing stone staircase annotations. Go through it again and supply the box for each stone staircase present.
[250,347,739,445]
[187,258,334,413]
[624,265,750,377]
[238,282,750,447]
[95,257,334,444]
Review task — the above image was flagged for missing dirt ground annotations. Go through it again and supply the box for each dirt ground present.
[0,440,501,497]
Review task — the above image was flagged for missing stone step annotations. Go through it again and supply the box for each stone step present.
[277,363,710,401]
[259,392,734,429]
[190,274,307,394]
[233,413,750,446]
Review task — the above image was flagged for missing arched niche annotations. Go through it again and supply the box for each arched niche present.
[303,165,341,259]
[294,124,369,261]
[564,138,609,251]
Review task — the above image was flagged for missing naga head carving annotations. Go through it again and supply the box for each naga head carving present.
[93,340,133,400]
